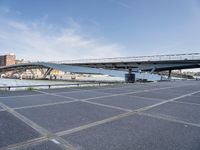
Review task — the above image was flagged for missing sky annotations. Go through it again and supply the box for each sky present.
[0,0,200,61]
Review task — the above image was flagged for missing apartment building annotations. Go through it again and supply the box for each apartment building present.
[0,53,16,66]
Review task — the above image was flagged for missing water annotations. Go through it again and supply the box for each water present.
[0,78,71,87]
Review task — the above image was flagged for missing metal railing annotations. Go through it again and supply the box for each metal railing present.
[52,53,200,64]
[0,81,122,91]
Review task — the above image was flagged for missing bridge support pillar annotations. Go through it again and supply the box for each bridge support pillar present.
[43,68,53,79]
[168,70,172,79]
[20,74,23,80]
[125,69,136,83]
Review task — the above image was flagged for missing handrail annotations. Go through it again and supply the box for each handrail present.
[51,53,200,64]
[0,81,121,91]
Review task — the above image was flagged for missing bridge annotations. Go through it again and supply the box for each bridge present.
[55,53,200,81]
[0,53,200,82]
[55,53,200,72]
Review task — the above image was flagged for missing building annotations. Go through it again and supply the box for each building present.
[0,53,16,66]
[15,59,30,64]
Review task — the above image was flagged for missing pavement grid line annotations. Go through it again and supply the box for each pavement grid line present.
[0,102,78,150]
[56,89,200,136]
[11,83,196,111]
[1,81,200,149]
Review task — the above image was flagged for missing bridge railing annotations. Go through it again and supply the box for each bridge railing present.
[52,53,200,64]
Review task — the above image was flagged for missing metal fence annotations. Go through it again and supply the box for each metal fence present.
[0,81,122,91]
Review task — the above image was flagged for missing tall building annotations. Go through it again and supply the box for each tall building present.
[0,53,16,66]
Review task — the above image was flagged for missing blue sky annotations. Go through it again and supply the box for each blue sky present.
[0,0,200,61]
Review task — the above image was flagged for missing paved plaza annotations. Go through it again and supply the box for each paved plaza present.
[0,80,200,150]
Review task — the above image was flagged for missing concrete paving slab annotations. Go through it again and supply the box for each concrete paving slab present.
[93,88,137,94]
[75,86,106,90]
[93,84,156,93]
[62,114,200,150]
[123,86,154,91]
[92,88,129,94]
[38,88,79,94]
[153,87,198,95]
[0,94,74,108]
[17,101,125,132]
[87,95,161,110]
[128,91,180,100]
[0,90,41,97]
[0,111,40,148]
[145,102,200,124]
[11,140,65,150]
[75,85,136,91]
[56,91,112,100]
[175,96,200,105]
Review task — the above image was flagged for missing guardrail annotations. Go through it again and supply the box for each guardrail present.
[0,81,122,91]
[52,53,200,64]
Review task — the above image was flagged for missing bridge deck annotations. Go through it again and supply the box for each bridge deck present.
[56,53,200,64]
[0,80,200,150]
